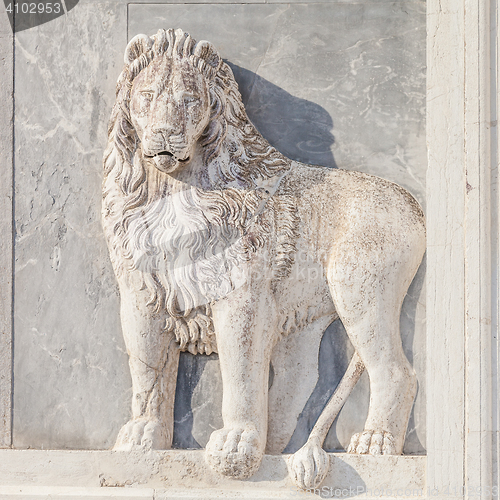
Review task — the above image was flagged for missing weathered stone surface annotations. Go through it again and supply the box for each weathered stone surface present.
[128,2,426,207]
[12,1,426,462]
[101,26,425,487]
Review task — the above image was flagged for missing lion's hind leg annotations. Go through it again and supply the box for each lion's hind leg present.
[326,231,422,456]
[335,303,415,456]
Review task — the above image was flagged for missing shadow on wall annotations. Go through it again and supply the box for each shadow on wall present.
[228,63,337,169]
[173,353,219,449]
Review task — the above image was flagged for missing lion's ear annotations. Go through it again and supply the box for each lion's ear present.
[125,34,153,64]
[194,41,222,71]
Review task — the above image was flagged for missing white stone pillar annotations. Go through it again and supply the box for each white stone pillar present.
[427,0,497,497]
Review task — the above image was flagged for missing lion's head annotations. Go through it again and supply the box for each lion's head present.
[127,32,214,175]
[104,28,291,191]
[102,29,298,354]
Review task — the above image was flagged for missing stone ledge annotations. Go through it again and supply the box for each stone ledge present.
[0,487,303,500]
[0,486,153,499]
[0,488,428,500]
[0,450,425,499]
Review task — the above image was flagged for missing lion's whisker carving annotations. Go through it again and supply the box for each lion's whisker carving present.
[102,28,426,489]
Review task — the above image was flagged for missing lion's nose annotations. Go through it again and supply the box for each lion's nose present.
[152,121,182,138]
[143,129,167,151]
[151,126,168,136]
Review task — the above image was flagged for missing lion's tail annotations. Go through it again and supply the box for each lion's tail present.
[308,352,365,446]
[287,353,364,490]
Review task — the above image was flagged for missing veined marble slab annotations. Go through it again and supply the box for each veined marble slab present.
[12,0,426,454]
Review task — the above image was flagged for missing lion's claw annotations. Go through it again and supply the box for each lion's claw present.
[347,430,396,455]
[114,418,170,451]
[288,440,329,490]
[205,425,264,479]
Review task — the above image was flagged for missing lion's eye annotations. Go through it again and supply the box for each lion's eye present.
[141,91,154,101]
[183,95,199,107]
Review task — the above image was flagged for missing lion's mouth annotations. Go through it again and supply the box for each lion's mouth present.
[146,150,190,161]
[156,151,188,160]
[145,150,190,173]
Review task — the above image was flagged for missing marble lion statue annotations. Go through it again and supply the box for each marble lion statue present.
[102,28,426,489]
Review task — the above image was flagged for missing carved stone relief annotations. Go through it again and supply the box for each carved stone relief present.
[102,28,426,489]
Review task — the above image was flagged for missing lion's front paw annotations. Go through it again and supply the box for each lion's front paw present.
[288,439,329,490]
[347,430,396,455]
[205,425,265,479]
[113,418,170,451]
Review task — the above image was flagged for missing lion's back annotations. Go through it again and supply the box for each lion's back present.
[279,162,426,259]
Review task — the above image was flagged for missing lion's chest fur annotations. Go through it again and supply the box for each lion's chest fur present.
[121,181,263,314]
[112,172,301,353]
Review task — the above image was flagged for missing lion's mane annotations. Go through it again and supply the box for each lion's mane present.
[102,29,298,354]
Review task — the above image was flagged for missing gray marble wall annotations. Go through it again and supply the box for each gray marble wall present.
[12,0,426,454]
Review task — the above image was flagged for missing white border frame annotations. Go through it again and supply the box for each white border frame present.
[0,0,497,497]
[427,0,497,496]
